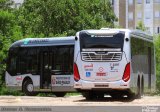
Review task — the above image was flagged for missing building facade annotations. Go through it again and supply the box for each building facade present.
[12,0,24,8]
[112,0,160,35]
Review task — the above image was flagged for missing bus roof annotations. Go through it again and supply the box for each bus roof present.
[10,36,75,48]
[130,30,153,41]
[79,28,153,41]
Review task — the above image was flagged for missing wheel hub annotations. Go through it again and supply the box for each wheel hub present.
[27,84,33,92]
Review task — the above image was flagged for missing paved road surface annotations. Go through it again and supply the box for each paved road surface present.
[0,95,160,112]
[0,95,160,106]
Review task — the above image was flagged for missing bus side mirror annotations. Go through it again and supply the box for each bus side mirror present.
[125,38,129,42]
[75,36,78,41]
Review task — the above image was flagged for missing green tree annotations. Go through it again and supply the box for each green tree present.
[16,0,116,36]
[0,10,14,36]
[0,0,23,84]
[155,35,160,92]
[136,21,146,31]
[0,0,13,10]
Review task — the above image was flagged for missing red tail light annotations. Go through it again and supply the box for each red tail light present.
[74,63,80,82]
[122,62,130,82]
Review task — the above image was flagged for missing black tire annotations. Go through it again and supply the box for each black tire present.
[82,92,95,100]
[141,77,144,97]
[54,92,66,97]
[23,79,37,96]
[136,78,141,99]
[110,94,124,99]
[97,93,104,99]
[126,91,135,99]
[110,92,124,99]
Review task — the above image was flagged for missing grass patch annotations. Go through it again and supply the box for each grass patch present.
[0,86,24,96]
[149,91,160,96]
[144,91,160,96]
[66,92,81,96]
[37,92,81,97]
[37,93,54,97]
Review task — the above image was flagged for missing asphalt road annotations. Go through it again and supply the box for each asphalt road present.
[0,95,160,112]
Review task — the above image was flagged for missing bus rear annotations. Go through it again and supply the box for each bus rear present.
[74,29,131,99]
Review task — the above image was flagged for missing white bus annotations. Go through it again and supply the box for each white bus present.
[5,37,76,96]
[74,28,156,99]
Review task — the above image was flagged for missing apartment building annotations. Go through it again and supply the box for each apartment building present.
[12,0,24,8]
[112,0,160,35]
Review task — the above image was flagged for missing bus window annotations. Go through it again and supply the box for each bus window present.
[52,46,73,75]
[8,56,17,76]
[80,32,124,52]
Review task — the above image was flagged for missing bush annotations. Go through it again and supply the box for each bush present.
[0,84,24,96]
[155,35,160,92]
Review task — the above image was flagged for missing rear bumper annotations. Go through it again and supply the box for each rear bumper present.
[74,79,130,91]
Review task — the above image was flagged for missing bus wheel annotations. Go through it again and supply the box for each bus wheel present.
[82,92,94,100]
[136,78,141,99]
[96,93,104,99]
[141,77,144,97]
[126,90,135,99]
[54,92,66,97]
[110,92,124,99]
[23,79,37,96]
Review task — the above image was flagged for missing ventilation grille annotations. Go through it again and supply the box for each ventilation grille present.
[81,52,122,62]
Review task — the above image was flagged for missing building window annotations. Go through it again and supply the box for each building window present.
[145,11,151,19]
[158,27,160,33]
[128,12,133,20]
[137,12,142,19]
[129,0,133,5]
[155,11,160,18]
[129,27,134,29]
[111,0,114,5]
[146,27,151,33]
[137,0,142,4]
[14,3,21,8]
[146,0,150,3]
[155,27,157,33]
[155,27,160,33]
[154,0,160,3]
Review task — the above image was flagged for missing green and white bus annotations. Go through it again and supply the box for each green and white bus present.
[74,28,156,99]
[5,37,76,96]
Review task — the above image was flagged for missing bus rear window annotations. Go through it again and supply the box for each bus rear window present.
[79,32,125,51]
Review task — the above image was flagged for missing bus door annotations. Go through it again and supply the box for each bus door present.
[40,51,52,89]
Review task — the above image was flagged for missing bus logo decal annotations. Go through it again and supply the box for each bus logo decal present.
[110,63,119,72]
[84,64,93,69]
[97,67,107,76]
[96,72,107,76]
[16,76,23,81]
[84,64,93,71]
[23,39,30,45]
[86,72,91,77]
[99,67,104,72]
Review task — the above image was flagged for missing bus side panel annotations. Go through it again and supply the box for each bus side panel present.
[151,44,156,92]
[5,71,40,91]
[130,36,156,94]
[5,71,21,90]
[123,32,138,94]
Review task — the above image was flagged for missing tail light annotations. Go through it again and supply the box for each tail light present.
[122,62,130,82]
[74,63,80,82]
